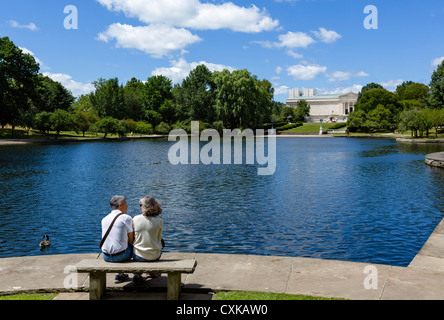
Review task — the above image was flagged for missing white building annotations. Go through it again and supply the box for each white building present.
[287,89,358,122]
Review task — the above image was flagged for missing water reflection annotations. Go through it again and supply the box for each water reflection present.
[0,138,443,266]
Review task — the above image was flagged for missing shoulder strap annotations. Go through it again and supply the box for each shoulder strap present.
[100,213,124,250]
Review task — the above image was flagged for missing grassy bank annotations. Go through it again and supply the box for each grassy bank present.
[213,291,344,300]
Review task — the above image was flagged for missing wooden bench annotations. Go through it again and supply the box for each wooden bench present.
[75,259,197,300]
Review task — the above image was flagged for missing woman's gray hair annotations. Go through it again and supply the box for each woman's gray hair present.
[110,195,126,210]
[139,196,162,217]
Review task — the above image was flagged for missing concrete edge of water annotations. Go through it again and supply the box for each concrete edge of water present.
[425,152,444,169]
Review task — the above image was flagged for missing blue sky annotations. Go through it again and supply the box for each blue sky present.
[1,0,444,102]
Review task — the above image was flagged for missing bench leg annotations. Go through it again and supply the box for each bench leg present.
[167,273,181,300]
[89,272,106,300]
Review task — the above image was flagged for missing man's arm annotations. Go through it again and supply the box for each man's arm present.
[128,232,135,245]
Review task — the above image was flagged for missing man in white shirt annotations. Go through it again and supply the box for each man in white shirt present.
[101,195,134,283]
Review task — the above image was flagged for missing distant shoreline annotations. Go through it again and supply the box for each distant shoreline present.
[0,135,165,146]
[2,133,443,146]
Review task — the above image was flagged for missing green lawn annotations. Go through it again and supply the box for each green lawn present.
[282,123,342,133]
[0,293,58,300]
[213,291,344,300]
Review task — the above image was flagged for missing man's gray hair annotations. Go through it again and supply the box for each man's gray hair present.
[110,195,126,210]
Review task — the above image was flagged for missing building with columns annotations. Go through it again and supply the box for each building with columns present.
[286,89,358,122]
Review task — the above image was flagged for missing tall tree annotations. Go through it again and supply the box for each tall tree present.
[142,75,173,114]
[428,61,444,109]
[213,69,273,129]
[357,82,384,102]
[176,65,215,123]
[37,75,75,113]
[90,78,124,119]
[123,77,145,121]
[0,37,40,134]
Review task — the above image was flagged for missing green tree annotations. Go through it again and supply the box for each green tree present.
[50,109,74,138]
[135,121,153,136]
[37,75,74,113]
[396,81,429,102]
[357,82,384,102]
[365,105,392,131]
[428,61,444,109]
[294,100,310,122]
[213,69,273,129]
[90,78,124,119]
[73,110,99,137]
[423,108,444,138]
[0,37,40,134]
[159,99,177,125]
[93,117,120,138]
[176,65,215,122]
[346,110,367,132]
[72,93,95,113]
[398,109,429,138]
[123,78,145,121]
[354,88,402,130]
[34,111,52,135]
[155,122,171,134]
[142,75,173,115]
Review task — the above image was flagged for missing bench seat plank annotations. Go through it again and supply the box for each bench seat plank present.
[76,259,197,274]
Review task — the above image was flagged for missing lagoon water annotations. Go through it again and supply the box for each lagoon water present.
[0,137,443,267]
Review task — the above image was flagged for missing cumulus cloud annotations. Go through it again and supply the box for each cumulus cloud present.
[20,47,94,97]
[96,0,279,33]
[327,71,369,82]
[96,0,279,56]
[319,84,364,95]
[432,57,444,67]
[9,20,38,31]
[287,64,327,80]
[43,72,95,97]
[97,23,202,58]
[312,28,342,44]
[152,58,236,84]
[380,79,404,92]
[276,31,315,49]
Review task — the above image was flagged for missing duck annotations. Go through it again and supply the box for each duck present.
[39,235,51,248]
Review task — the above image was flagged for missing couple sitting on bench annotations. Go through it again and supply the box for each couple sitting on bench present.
[100,195,165,284]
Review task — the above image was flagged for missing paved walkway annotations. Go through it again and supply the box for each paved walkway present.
[2,218,444,300]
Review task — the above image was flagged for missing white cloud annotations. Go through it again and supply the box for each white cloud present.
[287,64,327,80]
[327,71,369,82]
[9,20,38,31]
[380,79,404,92]
[319,84,364,95]
[43,72,95,97]
[276,31,315,49]
[19,47,50,71]
[274,85,289,96]
[17,47,94,97]
[312,28,341,44]
[96,0,279,33]
[97,23,202,58]
[152,58,236,84]
[286,50,304,59]
[432,57,444,67]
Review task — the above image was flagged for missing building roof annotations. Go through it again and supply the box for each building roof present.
[287,92,358,101]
